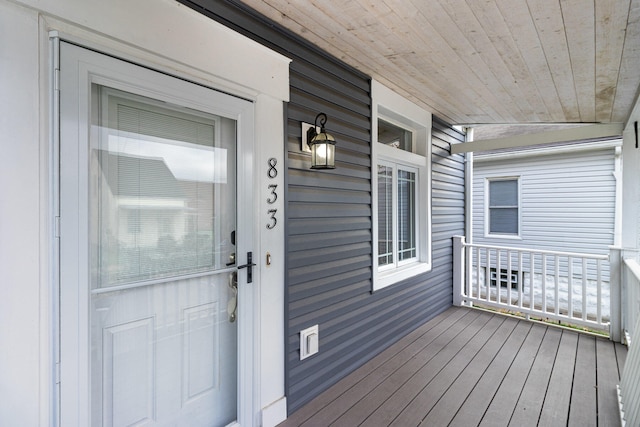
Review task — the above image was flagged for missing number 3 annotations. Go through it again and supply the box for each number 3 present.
[267,184,277,204]
[267,209,277,229]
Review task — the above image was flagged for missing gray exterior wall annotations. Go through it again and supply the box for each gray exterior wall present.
[179,0,466,414]
[287,117,465,412]
[472,144,619,255]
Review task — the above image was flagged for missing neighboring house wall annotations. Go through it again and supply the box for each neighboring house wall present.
[472,142,620,256]
[178,0,467,413]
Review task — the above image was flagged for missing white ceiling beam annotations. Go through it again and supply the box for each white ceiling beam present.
[450,123,624,154]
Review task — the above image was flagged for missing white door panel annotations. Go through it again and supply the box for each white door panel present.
[59,42,254,427]
[91,277,236,426]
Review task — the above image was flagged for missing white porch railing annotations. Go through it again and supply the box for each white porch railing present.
[618,255,640,426]
[452,237,640,425]
[453,236,611,333]
[622,257,640,343]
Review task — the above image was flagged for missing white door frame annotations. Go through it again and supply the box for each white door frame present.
[41,3,289,423]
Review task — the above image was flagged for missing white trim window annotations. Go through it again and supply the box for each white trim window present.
[486,177,521,237]
[372,80,432,291]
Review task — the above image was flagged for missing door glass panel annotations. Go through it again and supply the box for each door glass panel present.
[89,85,237,426]
[91,87,236,287]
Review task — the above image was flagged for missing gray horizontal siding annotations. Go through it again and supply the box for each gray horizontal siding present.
[472,148,617,256]
[285,114,466,413]
[177,0,467,415]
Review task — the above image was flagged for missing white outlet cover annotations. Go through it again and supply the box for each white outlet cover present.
[300,324,319,360]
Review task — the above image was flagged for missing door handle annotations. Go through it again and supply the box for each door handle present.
[237,252,256,283]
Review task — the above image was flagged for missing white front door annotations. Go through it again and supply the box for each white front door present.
[59,42,255,426]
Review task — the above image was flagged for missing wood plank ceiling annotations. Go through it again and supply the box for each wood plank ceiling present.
[238,0,640,127]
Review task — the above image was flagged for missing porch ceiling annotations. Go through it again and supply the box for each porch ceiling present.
[239,0,640,127]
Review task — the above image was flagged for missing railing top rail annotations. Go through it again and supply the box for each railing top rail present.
[623,257,640,281]
[463,242,609,260]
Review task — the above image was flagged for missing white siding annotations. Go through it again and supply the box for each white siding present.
[473,146,618,256]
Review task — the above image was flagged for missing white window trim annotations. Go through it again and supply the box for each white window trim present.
[372,80,432,291]
[484,176,522,239]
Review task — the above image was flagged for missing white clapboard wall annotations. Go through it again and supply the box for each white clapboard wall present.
[619,315,640,426]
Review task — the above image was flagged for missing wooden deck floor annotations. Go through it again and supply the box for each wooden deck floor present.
[279,307,628,427]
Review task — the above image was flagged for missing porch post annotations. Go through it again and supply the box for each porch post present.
[609,247,622,342]
[453,235,466,306]
[622,249,640,344]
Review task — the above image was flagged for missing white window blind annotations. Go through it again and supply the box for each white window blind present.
[92,87,236,287]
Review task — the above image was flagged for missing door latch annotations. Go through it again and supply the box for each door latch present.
[237,252,257,283]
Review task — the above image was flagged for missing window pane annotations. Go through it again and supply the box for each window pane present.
[92,87,236,287]
[488,179,518,234]
[489,180,518,207]
[378,119,412,152]
[489,207,518,234]
[398,169,416,261]
[377,165,393,266]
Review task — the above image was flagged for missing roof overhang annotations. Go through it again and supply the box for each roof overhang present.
[451,123,624,154]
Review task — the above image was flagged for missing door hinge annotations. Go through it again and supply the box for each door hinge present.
[54,216,61,238]
[55,362,61,384]
[54,67,60,92]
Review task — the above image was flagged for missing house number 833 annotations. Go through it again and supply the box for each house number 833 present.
[266,158,278,229]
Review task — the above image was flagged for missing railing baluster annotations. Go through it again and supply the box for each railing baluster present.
[555,255,560,316]
[530,252,535,311]
[496,249,502,304]
[597,258,602,325]
[485,248,491,302]
[476,246,481,299]
[568,257,573,319]
[518,251,523,309]
[542,253,547,314]
[582,258,588,320]
[465,244,472,299]
[507,250,512,306]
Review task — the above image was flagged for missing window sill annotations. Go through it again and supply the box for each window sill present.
[373,261,432,291]
[484,233,522,240]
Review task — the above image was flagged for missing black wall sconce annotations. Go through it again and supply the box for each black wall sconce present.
[306,113,336,169]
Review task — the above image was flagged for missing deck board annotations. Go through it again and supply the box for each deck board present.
[537,331,578,426]
[568,335,597,427]
[508,327,562,427]
[331,310,487,426]
[387,315,507,426]
[448,320,533,427]
[278,307,627,427]
[616,341,627,373]
[296,308,471,426]
[597,338,624,427]
[287,307,465,426]
[479,323,547,426]
[419,316,520,426]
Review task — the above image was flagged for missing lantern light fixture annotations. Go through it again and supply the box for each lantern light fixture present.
[306,112,336,169]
